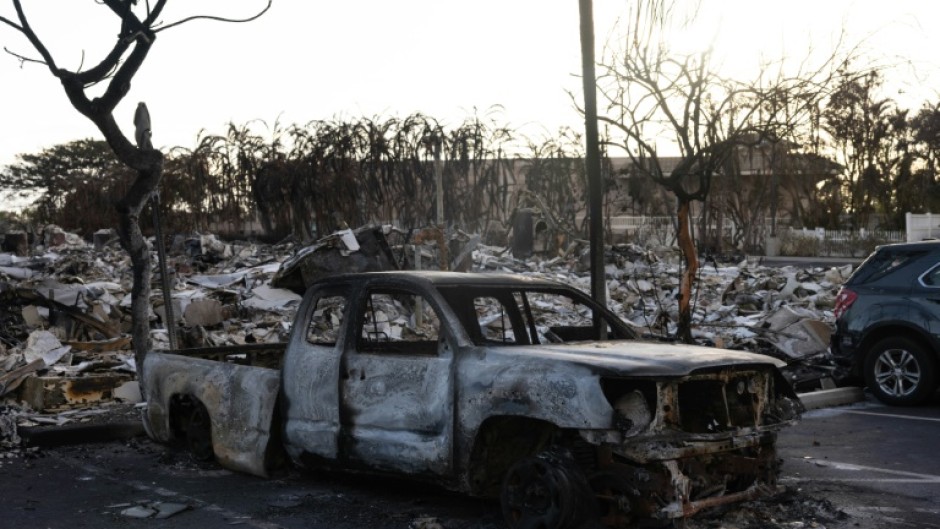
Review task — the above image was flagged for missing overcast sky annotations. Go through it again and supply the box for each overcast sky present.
[1,0,939,171]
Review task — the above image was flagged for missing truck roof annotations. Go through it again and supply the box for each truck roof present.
[314,270,569,289]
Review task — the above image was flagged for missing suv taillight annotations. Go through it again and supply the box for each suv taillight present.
[833,288,858,319]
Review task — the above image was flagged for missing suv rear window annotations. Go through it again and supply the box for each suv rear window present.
[848,249,928,285]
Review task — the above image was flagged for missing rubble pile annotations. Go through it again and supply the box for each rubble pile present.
[476,241,845,373]
[1,223,850,450]
[0,227,305,450]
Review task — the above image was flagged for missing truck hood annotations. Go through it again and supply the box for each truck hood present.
[482,340,785,377]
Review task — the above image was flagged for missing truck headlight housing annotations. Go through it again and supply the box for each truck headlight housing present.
[613,390,652,436]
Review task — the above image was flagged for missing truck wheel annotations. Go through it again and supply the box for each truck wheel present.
[865,337,938,406]
[501,452,594,529]
[186,401,214,461]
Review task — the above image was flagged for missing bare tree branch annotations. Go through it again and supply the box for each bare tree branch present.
[0,12,21,31]
[3,45,42,65]
[154,0,271,33]
[11,0,60,72]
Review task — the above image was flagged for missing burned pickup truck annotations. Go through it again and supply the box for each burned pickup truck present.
[142,271,802,528]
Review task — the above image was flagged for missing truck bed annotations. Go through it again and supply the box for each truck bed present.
[154,342,286,369]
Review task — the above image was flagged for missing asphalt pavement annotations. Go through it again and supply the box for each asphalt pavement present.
[778,392,940,528]
[3,391,939,528]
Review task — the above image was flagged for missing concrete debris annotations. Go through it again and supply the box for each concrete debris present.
[0,406,21,449]
[23,330,72,367]
[410,517,445,529]
[20,373,134,411]
[242,285,302,312]
[267,493,304,508]
[0,359,45,398]
[117,501,191,519]
[760,307,833,359]
[2,223,848,424]
[183,298,224,327]
[113,380,142,403]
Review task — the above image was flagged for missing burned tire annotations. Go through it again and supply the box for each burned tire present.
[185,401,215,461]
[501,452,594,529]
[864,337,938,406]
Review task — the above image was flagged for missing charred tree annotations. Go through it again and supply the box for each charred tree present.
[1,0,270,376]
[591,2,849,343]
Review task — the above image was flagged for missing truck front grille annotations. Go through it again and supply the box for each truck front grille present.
[676,372,766,433]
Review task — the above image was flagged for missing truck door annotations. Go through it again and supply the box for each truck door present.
[281,284,351,464]
[341,286,455,476]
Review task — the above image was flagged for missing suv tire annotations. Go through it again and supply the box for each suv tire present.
[864,337,938,406]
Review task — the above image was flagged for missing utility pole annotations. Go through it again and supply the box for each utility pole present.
[578,0,608,333]
[434,131,444,227]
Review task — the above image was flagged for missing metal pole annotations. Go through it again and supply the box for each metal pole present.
[152,192,178,350]
[578,0,608,332]
[434,133,444,227]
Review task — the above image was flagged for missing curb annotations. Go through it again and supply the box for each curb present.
[797,387,866,411]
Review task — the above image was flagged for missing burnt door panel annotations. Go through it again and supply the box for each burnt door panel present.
[281,288,350,464]
[341,288,455,476]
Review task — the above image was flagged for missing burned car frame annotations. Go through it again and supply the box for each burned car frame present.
[142,271,802,528]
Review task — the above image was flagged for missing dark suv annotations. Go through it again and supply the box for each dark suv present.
[830,240,940,405]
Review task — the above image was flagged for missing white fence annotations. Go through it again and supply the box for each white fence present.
[579,215,906,256]
[780,227,905,257]
[906,213,940,241]
[598,215,776,249]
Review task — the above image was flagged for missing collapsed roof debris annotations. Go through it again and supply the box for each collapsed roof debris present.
[1,222,848,450]
[271,225,399,294]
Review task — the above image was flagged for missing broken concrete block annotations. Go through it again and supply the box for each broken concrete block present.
[93,229,114,252]
[20,373,134,411]
[153,298,183,325]
[113,380,142,404]
[21,305,44,328]
[154,502,190,519]
[200,234,232,258]
[121,505,157,519]
[183,298,224,327]
[23,330,71,367]
[43,225,67,248]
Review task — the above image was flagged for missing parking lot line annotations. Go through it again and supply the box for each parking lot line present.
[52,451,285,529]
[784,459,940,483]
[843,410,940,423]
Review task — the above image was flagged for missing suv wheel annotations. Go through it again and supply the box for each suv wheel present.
[864,337,938,406]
